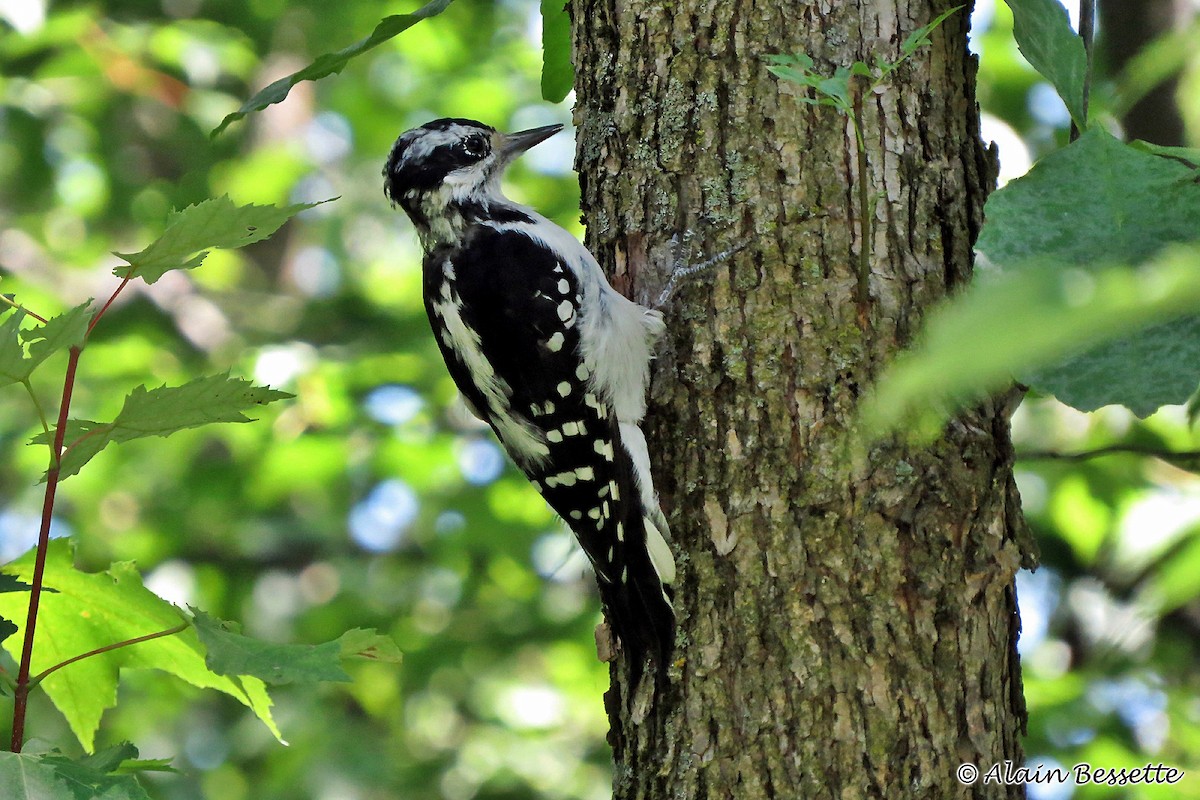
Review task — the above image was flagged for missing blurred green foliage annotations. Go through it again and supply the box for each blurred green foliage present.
[0,1,1197,799]
[972,5,1200,798]
[1,1,603,798]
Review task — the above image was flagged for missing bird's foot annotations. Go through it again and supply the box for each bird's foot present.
[654,232,750,309]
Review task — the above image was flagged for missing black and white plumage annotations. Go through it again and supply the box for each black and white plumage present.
[384,118,676,667]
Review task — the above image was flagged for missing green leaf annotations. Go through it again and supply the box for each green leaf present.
[34,749,151,800]
[1129,139,1200,166]
[764,52,814,71]
[1,577,40,651]
[0,753,77,800]
[0,541,282,751]
[978,130,1200,266]
[765,53,819,87]
[191,609,351,685]
[113,196,327,285]
[111,759,176,776]
[0,303,91,388]
[1024,318,1200,415]
[816,70,852,108]
[337,628,404,663]
[540,0,573,102]
[766,55,855,111]
[862,246,1200,436]
[22,303,92,369]
[977,128,1200,414]
[30,743,153,799]
[0,308,25,383]
[41,372,292,480]
[72,742,139,775]
[768,54,816,85]
[211,0,456,136]
[1003,0,1088,128]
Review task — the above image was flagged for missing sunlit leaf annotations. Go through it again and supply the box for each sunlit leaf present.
[0,541,282,751]
[113,196,327,285]
[192,609,351,684]
[211,0,457,135]
[1004,0,1088,128]
[540,0,573,102]
[1023,672,1088,710]
[337,628,404,664]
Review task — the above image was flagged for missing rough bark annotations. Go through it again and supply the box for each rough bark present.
[569,1,1034,798]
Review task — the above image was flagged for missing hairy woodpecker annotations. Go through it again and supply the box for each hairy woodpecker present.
[384,118,676,667]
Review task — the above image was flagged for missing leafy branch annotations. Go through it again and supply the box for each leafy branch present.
[0,192,405,772]
[2,195,313,755]
[0,0,449,785]
[211,0,456,135]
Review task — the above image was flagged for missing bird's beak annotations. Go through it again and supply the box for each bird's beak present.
[496,124,564,162]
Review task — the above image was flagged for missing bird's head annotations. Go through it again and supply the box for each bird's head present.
[384,118,562,245]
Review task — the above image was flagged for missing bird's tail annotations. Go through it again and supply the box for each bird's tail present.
[596,466,675,685]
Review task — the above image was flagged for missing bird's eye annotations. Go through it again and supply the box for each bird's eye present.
[461,136,488,158]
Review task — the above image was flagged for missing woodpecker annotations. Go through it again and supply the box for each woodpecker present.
[384,118,676,669]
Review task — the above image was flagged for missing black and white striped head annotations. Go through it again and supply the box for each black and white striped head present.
[384,117,562,244]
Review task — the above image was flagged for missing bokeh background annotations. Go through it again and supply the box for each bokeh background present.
[0,1,1198,798]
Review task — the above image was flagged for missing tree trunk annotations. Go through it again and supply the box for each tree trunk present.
[1098,0,1192,147]
[569,1,1034,798]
